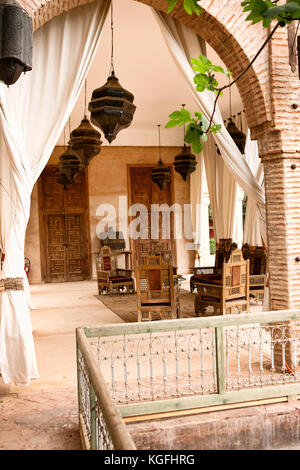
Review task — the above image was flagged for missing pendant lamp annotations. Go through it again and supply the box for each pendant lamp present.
[88,0,136,143]
[173,104,197,181]
[69,80,102,167]
[58,146,83,184]
[56,123,83,188]
[226,82,246,154]
[0,0,32,86]
[152,125,171,191]
[55,167,71,190]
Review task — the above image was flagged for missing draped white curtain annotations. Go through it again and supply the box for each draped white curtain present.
[152,9,265,212]
[0,0,111,385]
[153,10,238,243]
[243,128,266,246]
[203,134,237,242]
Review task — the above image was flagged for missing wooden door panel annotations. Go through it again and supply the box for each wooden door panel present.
[42,174,64,212]
[129,166,175,267]
[66,214,85,281]
[40,166,90,283]
[46,214,66,282]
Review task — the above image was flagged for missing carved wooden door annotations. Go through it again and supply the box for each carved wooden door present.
[129,166,175,268]
[39,166,89,283]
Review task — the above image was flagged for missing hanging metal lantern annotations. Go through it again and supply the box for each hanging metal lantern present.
[58,147,83,184]
[88,71,136,144]
[88,3,136,144]
[226,118,246,155]
[0,0,32,86]
[69,116,102,167]
[152,125,170,190]
[152,159,171,190]
[174,144,197,181]
[55,167,71,190]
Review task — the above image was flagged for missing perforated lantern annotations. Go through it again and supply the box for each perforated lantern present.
[55,168,71,190]
[152,159,171,191]
[69,116,102,167]
[0,0,32,86]
[174,144,197,181]
[58,147,83,185]
[88,71,136,144]
[226,118,246,154]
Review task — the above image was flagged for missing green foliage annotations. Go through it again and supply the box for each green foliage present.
[167,0,201,15]
[165,107,209,153]
[210,238,216,255]
[165,56,230,153]
[241,0,300,27]
[191,55,231,95]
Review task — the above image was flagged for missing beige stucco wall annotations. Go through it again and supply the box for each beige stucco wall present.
[25,145,194,284]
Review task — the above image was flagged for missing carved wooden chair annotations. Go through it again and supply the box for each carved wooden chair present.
[194,249,250,316]
[190,238,237,293]
[136,255,180,322]
[96,246,135,295]
[242,244,267,302]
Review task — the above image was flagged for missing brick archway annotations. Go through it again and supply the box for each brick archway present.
[22,0,271,133]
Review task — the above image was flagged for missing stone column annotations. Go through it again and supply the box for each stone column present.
[259,132,300,370]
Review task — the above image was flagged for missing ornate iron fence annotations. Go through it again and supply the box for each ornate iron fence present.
[77,310,300,447]
[76,328,136,450]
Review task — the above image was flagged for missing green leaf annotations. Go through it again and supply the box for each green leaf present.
[167,0,179,13]
[165,120,182,128]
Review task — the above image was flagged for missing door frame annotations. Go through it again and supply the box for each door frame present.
[127,163,177,268]
[38,165,92,283]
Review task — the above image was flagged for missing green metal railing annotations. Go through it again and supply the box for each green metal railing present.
[77,309,300,448]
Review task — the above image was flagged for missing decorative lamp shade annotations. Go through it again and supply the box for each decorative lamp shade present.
[151,160,171,191]
[226,118,246,154]
[58,147,83,184]
[88,71,136,143]
[174,144,197,181]
[0,0,32,86]
[69,116,102,167]
[55,168,71,190]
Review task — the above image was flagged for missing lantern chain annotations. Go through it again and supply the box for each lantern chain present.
[157,124,162,162]
[110,0,115,75]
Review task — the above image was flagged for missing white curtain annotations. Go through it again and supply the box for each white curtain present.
[153,11,238,243]
[152,9,265,211]
[243,128,266,246]
[203,134,237,242]
[0,0,111,385]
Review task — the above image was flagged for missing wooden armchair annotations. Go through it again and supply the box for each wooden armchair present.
[136,255,180,322]
[195,249,250,316]
[136,241,176,274]
[242,244,266,302]
[96,246,135,295]
[190,238,237,293]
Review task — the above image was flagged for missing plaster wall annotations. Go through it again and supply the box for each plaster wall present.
[25,145,194,283]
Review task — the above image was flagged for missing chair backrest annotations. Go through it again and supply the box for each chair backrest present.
[136,241,173,266]
[214,238,237,275]
[241,244,266,275]
[222,249,249,300]
[96,246,117,273]
[136,255,174,305]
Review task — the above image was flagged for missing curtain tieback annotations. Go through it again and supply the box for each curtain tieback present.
[0,277,24,292]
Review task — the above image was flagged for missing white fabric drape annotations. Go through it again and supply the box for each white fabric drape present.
[153,11,238,242]
[152,9,265,211]
[0,0,111,385]
[243,129,266,246]
[202,134,237,242]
